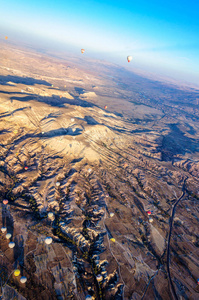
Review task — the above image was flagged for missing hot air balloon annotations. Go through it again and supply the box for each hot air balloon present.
[14,269,20,277]
[48,212,55,221]
[5,36,8,40]
[127,56,132,63]
[71,118,75,122]
[6,233,12,239]
[9,242,15,248]
[1,227,7,233]
[147,211,151,215]
[104,105,107,109]
[96,274,103,282]
[81,49,85,54]
[110,213,114,218]
[48,212,54,218]
[85,296,92,300]
[24,166,28,170]
[110,238,115,242]
[56,182,60,187]
[3,199,8,205]
[45,237,52,245]
[20,276,27,283]
[149,218,153,223]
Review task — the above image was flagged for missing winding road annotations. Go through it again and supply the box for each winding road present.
[166,187,186,300]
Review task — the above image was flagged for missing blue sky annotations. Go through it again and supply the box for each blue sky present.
[1,0,199,85]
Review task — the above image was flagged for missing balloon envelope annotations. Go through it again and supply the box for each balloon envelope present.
[110,213,114,217]
[48,212,54,218]
[20,276,27,283]
[45,237,52,245]
[110,238,115,242]
[127,56,132,62]
[3,199,8,205]
[6,233,12,239]
[9,242,15,248]
[1,227,7,233]
[14,269,20,276]
[96,274,103,282]
[81,49,85,54]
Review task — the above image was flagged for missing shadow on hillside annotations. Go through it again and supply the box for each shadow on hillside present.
[0,90,29,95]
[14,235,24,271]
[0,75,51,87]
[0,75,126,118]
[0,107,30,119]
[39,126,83,137]
[74,87,85,94]
[2,205,14,239]
[10,93,98,109]
[71,157,83,163]
[131,128,151,133]
[158,123,199,161]
[84,116,99,125]
[41,111,62,121]
[10,125,83,146]
[0,129,10,135]
[0,74,102,109]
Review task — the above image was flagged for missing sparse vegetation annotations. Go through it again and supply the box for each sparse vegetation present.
[0,42,198,300]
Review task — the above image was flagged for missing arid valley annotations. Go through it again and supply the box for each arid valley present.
[0,41,199,300]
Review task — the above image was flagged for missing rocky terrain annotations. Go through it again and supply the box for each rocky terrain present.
[0,41,199,300]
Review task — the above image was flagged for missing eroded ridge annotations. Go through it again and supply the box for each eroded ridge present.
[0,43,199,300]
[0,121,199,299]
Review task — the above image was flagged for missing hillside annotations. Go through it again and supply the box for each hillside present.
[0,42,199,300]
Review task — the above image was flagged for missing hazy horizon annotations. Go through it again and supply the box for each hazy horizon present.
[1,0,199,87]
[0,14,199,299]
